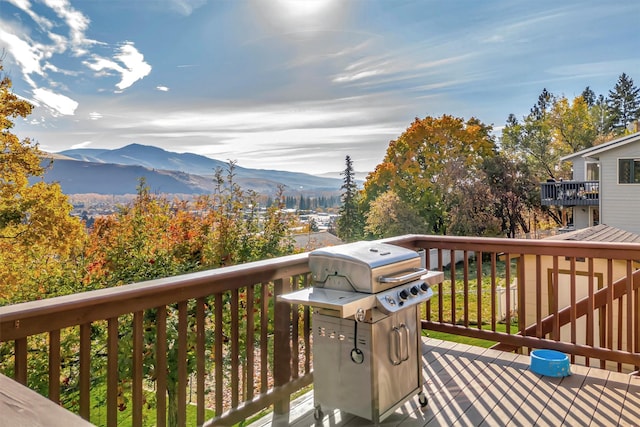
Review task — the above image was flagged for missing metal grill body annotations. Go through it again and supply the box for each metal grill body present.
[280,241,443,423]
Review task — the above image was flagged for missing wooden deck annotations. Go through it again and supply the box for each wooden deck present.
[0,373,94,427]
[250,337,640,426]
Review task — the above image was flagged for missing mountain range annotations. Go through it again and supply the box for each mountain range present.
[39,144,344,195]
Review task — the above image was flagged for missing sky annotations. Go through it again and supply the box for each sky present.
[1,0,639,176]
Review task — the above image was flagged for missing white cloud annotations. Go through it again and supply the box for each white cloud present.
[114,43,152,89]
[32,88,78,115]
[156,85,170,92]
[0,29,44,78]
[84,43,152,91]
[70,141,94,149]
[6,0,55,31]
[89,112,103,120]
[169,0,208,16]
[41,0,93,55]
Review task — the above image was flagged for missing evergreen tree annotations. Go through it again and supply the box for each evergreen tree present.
[530,88,555,120]
[592,94,615,142]
[581,86,596,107]
[607,73,640,133]
[336,155,363,242]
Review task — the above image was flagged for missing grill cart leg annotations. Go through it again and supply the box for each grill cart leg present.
[314,405,324,421]
[418,391,428,407]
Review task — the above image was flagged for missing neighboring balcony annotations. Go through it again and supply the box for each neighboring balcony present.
[1,234,639,426]
[540,180,599,207]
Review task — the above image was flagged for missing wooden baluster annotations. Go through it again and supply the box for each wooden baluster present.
[48,329,60,404]
[476,251,483,330]
[79,323,91,420]
[14,338,27,385]
[438,249,444,322]
[177,301,187,427]
[463,250,469,328]
[245,287,255,401]
[107,317,118,427]
[505,253,511,335]
[260,284,269,394]
[196,297,206,426]
[451,249,456,325]
[291,277,300,380]
[132,311,143,427]
[535,255,542,338]
[273,278,291,416]
[214,293,223,414]
[230,289,240,409]
[491,252,497,332]
[156,306,167,427]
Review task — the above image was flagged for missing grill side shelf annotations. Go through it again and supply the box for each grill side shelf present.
[277,288,377,319]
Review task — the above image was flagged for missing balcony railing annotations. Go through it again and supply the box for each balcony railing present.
[1,235,639,426]
[540,180,599,206]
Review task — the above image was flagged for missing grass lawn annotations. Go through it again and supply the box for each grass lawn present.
[423,322,511,348]
[88,387,215,427]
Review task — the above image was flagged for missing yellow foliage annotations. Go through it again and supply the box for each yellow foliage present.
[0,62,85,304]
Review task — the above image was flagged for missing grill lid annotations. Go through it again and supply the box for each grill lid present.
[279,241,443,317]
[310,241,418,270]
[310,242,422,293]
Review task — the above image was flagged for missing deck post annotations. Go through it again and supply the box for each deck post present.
[273,278,292,417]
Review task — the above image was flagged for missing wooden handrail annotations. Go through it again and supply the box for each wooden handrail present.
[384,235,640,371]
[0,253,309,341]
[492,268,640,351]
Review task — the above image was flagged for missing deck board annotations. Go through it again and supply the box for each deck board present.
[248,337,640,427]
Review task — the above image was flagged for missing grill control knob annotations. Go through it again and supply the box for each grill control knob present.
[410,286,419,296]
[398,289,409,300]
[420,282,430,292]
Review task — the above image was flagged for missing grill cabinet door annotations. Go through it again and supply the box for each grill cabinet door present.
[372,307,421,415]
[312,307,422,423]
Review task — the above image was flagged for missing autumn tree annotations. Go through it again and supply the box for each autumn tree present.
[364,190,428,238]
[362,115,495,235]
[549,96,597,153]
[481,154,540,237]
[336,155,364,242]
[0,60,85,304]
[501,90,560,181]
[0,60,88,423]
[446,180,502,237]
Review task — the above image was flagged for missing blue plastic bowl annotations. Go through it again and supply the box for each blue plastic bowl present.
[530,349,571,377]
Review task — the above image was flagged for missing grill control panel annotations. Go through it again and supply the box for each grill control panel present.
[375,279,434,314]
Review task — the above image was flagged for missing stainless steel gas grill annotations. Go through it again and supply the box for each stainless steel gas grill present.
[279,241,443,424]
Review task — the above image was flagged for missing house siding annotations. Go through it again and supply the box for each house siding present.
[598,143,640,235]
[570,157,591,229]
[572,160,586,181]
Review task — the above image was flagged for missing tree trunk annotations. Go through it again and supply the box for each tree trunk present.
[167,380,178,427]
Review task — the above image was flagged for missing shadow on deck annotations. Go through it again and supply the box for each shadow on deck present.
[250,337,640,427]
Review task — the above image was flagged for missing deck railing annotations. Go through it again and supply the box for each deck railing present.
[388,235,640,371]
[540,180,599,206]
[0,253,313,427]
[1,234,639,426]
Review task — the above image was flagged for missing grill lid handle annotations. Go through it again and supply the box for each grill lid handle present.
[378,267,428,284]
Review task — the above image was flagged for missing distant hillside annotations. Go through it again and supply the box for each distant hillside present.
[60,144,227,176]
[42,145,342,195]
[58,144,342,191]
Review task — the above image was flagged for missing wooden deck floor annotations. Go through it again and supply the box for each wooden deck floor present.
[249,337,640,426]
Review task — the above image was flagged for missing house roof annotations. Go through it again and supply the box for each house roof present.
[545,224,640,244]
[560,131,640,162]
[292,231,343,251]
